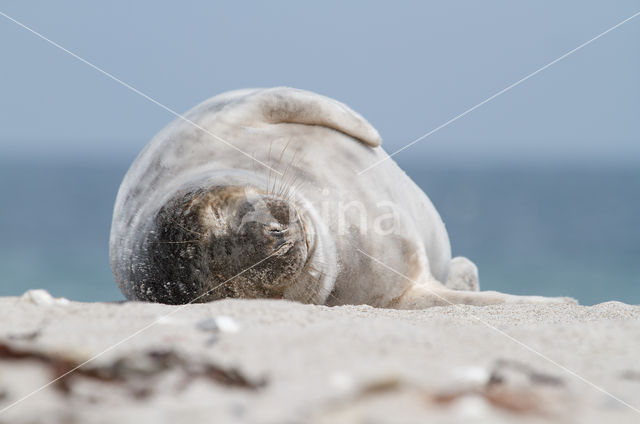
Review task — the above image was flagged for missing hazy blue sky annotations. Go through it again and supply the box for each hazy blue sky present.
[1,1,638,164]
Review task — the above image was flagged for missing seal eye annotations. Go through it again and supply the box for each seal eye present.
[267,226,288,235]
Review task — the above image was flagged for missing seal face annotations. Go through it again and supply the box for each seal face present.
[126,185,309,304]
[110,87,575,308]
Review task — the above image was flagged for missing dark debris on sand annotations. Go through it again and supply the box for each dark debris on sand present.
[0,341,266,399]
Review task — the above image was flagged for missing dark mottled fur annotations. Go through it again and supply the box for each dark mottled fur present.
[128,185,308,304]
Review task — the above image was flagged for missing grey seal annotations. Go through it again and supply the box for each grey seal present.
[110,87,574,308]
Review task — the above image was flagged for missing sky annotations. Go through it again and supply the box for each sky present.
[1,1,639,165]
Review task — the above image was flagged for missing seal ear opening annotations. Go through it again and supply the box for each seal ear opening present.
[233,87,382,147]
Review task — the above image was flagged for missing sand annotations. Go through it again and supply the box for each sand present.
[0,290,639,424]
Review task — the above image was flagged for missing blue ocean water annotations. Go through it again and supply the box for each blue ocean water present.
[0,156,638,305]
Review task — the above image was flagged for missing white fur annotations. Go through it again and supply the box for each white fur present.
[110,87,575,308]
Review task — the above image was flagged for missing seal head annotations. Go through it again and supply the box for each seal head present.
[134,185,309,304]
[111,87,376,305]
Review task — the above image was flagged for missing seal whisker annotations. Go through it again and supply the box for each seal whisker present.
[272,150,291,198]
[282,171,306,203]
[276,137,294,168]
[276,149,303,200]
[149,240,201,244]
[266,139,275,196]
[273,138,296,199]
[268,138,289,197]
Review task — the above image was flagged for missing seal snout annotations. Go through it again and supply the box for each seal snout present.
[141,184,311,303]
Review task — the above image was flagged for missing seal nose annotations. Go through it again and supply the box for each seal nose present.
[273,237,287,251]
[267,224,294,254]
[273,239,294,255]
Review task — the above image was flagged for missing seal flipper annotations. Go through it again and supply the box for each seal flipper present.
[445,256,480,291]
[390,284,576,309]
[224,87,382,147]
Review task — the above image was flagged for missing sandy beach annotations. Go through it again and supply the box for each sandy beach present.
[0,290,639,424]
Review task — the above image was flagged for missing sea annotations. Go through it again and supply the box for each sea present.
[1,155,638,305]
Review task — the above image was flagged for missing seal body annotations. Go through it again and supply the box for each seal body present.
[110,87,573,308]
